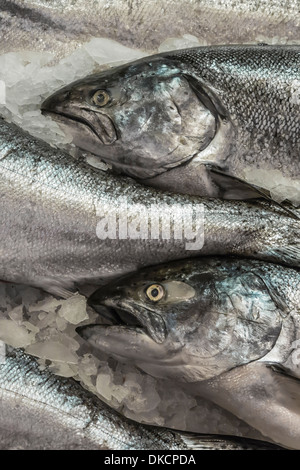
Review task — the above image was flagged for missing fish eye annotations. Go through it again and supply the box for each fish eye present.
[92,90,111,107]
[145,284,165,302]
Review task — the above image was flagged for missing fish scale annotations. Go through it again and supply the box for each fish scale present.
[255,262,300,308]
[0,347,282,450]
[0,347,187,450]
[0,119,299,296]
[1,0,300,62]
[165,45,300,177]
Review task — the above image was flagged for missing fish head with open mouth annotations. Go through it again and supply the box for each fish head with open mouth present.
[41,56,221,180]
[77,258,284,383]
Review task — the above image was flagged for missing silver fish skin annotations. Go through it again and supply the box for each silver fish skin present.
[1,0,300,61]
[0,348,282,450]
[81,257,300,382]
[43,45,300,202]
[79,257,300,448]
[0,119,299,295]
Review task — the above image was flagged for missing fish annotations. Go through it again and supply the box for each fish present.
[1,0,300,61]
[2,347,281,450]
[0,118,300,297]
[79,257,300,449]
[42,44,300,204]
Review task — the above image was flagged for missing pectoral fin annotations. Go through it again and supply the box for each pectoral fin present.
[179,432,282,450]
[197,362,300,449]
[208,165,299,220]
[46,285,77,299]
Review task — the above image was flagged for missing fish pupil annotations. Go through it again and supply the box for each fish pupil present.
[151,288,159,297]
[97,93,105,103]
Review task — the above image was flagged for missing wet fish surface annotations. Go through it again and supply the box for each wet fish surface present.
[1,0,300,61]
[0,119,300,295]
[43,45,300,203]
[0,347,283,450]
[81,257,300,449]
[1,0,299,454]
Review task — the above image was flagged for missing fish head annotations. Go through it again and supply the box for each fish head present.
[41,57,219,179]
[78,259,284,383]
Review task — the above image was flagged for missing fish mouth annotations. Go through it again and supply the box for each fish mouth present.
[42,106,117,146]
[92,303,146,329]
[87,299,167,343]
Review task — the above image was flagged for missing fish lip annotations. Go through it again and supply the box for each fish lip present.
[42,108,99,140]
[41,107,117,145]
[89,299,167,343]
[94,303,146,329]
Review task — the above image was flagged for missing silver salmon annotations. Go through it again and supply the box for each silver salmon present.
[2,347,280,449]
[1,0,300,60]
[0,119,299,297]
[42,45,300,204]
[79,257,300,449]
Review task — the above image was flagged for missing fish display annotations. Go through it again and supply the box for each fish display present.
[1,0,300,452]
[1,0,300,61]
[42,45,300,203]
[79,257,300,448]
[0,118,299,297]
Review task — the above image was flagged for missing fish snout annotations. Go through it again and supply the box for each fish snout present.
[42,89,118,146]
[88,283,120,309]
[41,89,71,115]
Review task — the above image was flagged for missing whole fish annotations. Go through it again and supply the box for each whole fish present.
[0,119,299,296]
[1,0,300,61]
[3,347,281,450]
[0,347,282,450]
[79,257,300,449]
[42,45,300,204]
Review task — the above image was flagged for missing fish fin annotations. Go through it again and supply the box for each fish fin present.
[266,245,300,268]
[76,324,94,339]
[178,432,282,450]
[47,285,76,299]
[265,363,300,411]
[208,165,300,220]
[208,164,269,199]
[198,362,300,448]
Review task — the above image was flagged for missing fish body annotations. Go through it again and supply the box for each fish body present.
[80,257,300,448]
[43,45,300,203]
[0,119,299,295]
[0,347,282,450]
[1,0,300,61]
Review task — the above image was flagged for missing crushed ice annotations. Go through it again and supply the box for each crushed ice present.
[243,168,300,206]
[0,280,261,438]
[0,35,297,438]
[0,39,146,151]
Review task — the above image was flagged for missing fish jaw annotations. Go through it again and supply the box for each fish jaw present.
[42,89,118,147]
[87,293,168,344]
[81,289,182,370]
[77,324,169,363]
[76,323,197,383]
[76,322,252,384]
